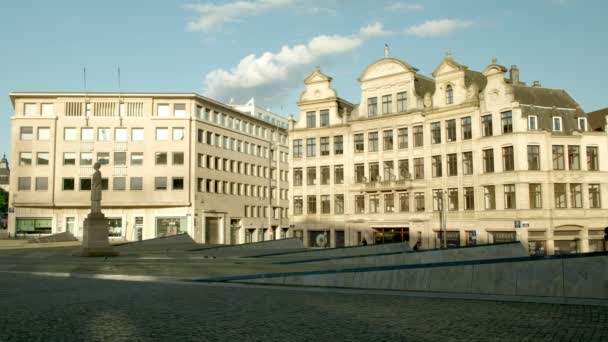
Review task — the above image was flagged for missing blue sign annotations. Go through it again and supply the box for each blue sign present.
[470,230,477,238]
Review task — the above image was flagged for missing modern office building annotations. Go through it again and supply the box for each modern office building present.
[8,92,289,243]
[289,50,608,254]
[232,97,290,130]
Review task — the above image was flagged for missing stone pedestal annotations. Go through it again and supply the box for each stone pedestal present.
[80,213,118,257]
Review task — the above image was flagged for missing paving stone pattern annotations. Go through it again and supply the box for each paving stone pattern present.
[1,273,607,342]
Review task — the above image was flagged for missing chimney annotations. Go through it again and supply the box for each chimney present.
[509,65,519,84]
[532,81,541,88]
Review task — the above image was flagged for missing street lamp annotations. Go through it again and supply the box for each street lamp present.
[438,189,447,249]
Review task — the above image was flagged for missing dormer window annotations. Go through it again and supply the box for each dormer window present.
[445,84,454,105]
[368,97,378,117]
[552,116,563,132]
[528,115,538,130]
[577,117,587,131]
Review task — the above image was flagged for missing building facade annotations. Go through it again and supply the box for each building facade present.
[289,52,608,255]
[0,154,9,193]
[8,92,289,243]
[232,97,290,130]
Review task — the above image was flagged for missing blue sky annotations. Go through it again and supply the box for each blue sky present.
[1,0,607,159]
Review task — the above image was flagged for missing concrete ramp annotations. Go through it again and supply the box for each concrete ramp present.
[251,242,411,260]
[115,234,203,251]
[278,242,527,266]
[28,232,78,243]
[190,238,305,257]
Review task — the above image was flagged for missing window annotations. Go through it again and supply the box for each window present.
[431,122,441,144]
[307,167,316,185]
[355,164,365,183]
[589,184,601,208]
[131,128,144,141]
[529,184,542,209]
[447,154,457,176]
[484,185,496,209]
[24,103,38,116]
[381,161,393,181]
[335,195,344,214]
[552,145,565,170]
[157,104,170,117]
[432,189,443,211]
[173,128,185,141]
[397,128,408,149]
[528,145,540,170]
[155,152,167,165]
[554,183,567,208]
[63,152,76,166]
[501,111,513,133]
[79,152,92,166]
[320,109,329,127]
[80,178,92,191]
[174,104,186,117]
[481,115,493,137]
[483,149,494,173]
[382,95,392,114]
[355,195,365,213]
[334,136,343,155]
[413,125,423,147]
[41,103,53,116]
[461,117,472,140]
[306,138,316,157]
[383,130,393,150]
[414,158,424,179]
[293,168,302,186]
[37,127,50,140]
[334,165,344,184]
[504,184,516,209]
[446,119,456,142]
[114,152,126,166]
[368,97,378,117]
[587,146,598,171]
[502,146,514,171]
[463,187,475,210]
[432,155,442,177]
[37,152,49,166]
[64,127,77,141]
[397,92,407,112]
[172,178,184,190]
[415,192,425,211]
[552,116,562,132]
[307,196,317,214]
[130,152,143,166]
[369,194,379,213]
[63,178,75,191]
[129,177,143,190]
[115,128,128,142]
[113,177,126,191]
[399,192,409,212]
[35,177,48,191]
[448,188,459,211]
[570,183,582,208]
[97,152,110,165]
[577,117,587,131]
[173,152,184,165]
[565,145,580,170]
[18,126,32,141]
[98,128,111,141]
[462,152,473,175]
[528,115,538,130]
[384,193,395,213]
[368,132,378,152]
[321,195,330,214]
[18,177,31,191]
[354,133,364,153]
[294,197,303,215]
[155,128,168,141]
[293,139,302,158]
[320,137,330,156]
[445,84,454,104]
[81,127,94,141]
[155,177,167,190]
[19,152,32,166]
[321,166,330,185]
[398,159,409,180]
[306,111,316,128]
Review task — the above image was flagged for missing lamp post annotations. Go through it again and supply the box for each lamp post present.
[439,189,447,249]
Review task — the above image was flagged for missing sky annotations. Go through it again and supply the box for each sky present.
[0,0,607,159]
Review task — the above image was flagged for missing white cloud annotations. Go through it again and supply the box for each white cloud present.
[384,2,424,12]
[405,19,472,37]
[203,23,388,104]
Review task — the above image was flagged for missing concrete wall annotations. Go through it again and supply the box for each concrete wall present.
[192,238,305,257]
[256,241,411,260]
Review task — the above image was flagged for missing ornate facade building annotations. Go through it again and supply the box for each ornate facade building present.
[0,154,9,193]
[8,92,289,242]
[289,50,608,255]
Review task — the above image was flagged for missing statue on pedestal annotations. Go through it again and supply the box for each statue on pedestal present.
[91,162,102,215]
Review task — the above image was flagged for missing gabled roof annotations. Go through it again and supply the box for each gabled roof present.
[587,107,608,131]
[304,68,332,84]
[512,85,582,114]
[414,75,436,97]
[358,57,418,82]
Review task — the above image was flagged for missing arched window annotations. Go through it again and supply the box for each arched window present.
[446,84,454,105]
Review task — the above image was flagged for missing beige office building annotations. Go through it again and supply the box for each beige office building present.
[8,92,290,243]
[289,50,608,255]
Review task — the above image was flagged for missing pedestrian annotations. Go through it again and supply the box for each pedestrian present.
[362,238,367,246]
[413,239,421,251]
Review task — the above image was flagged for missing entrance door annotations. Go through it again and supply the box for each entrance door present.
[230,219,241,245]
[335,230,345,247]
[135,217,143,241]
[205,217,220,244]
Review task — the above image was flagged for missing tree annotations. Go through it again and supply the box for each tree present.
[0,189,8,215]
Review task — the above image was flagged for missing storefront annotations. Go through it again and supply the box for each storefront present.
[308,230,330,248]
[490,231,516,244]
[108,218,123,238]
[435,231,460,248]
[156,217,188,237]
[373,227,409,244]
[15,218,52,235]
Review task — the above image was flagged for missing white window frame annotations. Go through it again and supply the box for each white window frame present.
[98,127,111,141]
[64,127,77,141]
[41,103,54,116]
[172,127,185,141]
[552,116,563,132]
[115,128,128,142]
[155,128,169,141]
[24,103,38,116]
[527,115,538,131]
[577,117,587,131]
[81,127,94,141]
[132,128,144,141]
[157,104,170,117]
[37,127,50,141]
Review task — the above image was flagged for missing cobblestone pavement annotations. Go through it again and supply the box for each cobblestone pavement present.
[0,273,607,342]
